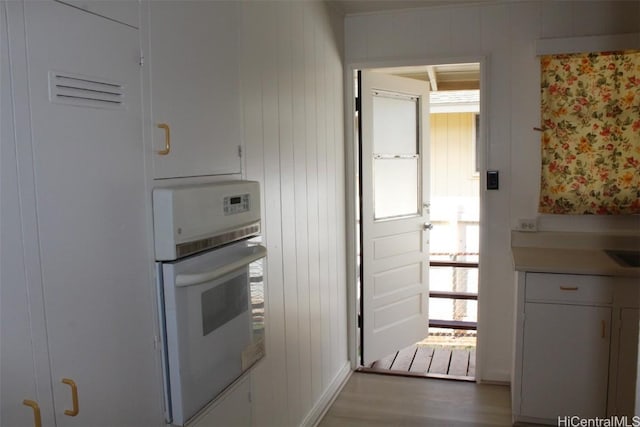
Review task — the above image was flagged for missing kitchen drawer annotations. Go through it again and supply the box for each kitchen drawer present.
[525,273,614,305]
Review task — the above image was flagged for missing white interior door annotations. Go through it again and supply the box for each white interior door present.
[360,70,431,365]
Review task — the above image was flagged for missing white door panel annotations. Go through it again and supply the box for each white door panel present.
[373,263,422,298]
[55,0,139,28]
[373,230,423,260]
[361,71,430,365]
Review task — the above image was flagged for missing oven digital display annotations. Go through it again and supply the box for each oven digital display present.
[224,194,250,215]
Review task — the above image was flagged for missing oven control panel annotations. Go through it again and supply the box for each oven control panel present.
[224,193,250,215]
[153,180,260,261]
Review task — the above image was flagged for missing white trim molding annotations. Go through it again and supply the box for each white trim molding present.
[536,32,640,56]
[303,362,352,427]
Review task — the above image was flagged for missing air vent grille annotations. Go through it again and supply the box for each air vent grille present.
[49,71,124,109]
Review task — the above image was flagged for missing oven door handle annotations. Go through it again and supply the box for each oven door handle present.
[175,245,267,287]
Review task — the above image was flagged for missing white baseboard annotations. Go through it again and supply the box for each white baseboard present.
[478,369,510,385]
[300,361,352,427]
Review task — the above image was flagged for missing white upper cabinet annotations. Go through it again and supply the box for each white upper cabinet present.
[55,0,139,28]
[148,1,243,179]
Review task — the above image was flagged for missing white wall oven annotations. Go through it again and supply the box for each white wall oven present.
[153,181,266,426]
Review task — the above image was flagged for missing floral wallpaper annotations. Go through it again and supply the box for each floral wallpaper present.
[539,50,640,214]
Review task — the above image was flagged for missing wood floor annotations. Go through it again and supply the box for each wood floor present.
[364,345,476,381]
[318,372,512,427]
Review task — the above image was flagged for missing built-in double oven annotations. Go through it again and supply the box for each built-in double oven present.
[153,181,266,426]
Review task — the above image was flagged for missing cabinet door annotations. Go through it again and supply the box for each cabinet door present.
[148,1,242,179]
[521,303,611,420]
[0,151,41,426]
[190,376,251,427]
[23,2,161,426]
[615,308,639,416]
[1,4,45,423]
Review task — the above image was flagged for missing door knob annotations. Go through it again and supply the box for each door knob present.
[423,223,433,230]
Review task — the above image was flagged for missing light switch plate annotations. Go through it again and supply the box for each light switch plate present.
[487,170,499,190]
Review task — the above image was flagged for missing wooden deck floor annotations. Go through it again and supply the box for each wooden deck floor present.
[363,345,476,381]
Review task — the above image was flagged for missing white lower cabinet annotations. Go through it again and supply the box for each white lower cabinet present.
[189,376,252,427]
[520,303,611,419]
[513,272,639,425]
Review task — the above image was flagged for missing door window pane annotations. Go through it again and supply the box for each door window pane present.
[374,158,419,219]
[373,94,418,155]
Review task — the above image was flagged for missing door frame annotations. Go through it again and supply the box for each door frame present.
[344,55,488,378]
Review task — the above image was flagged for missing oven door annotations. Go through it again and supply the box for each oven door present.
[160,241,266,426]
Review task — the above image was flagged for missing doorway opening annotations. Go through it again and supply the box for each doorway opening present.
[355,62,481,381]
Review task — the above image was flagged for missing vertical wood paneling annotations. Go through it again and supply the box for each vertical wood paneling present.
[260,4,288,426]
[509,2,541,219]
[303,3,323,405]
[540,1,574,38]
[419,8,452,57]
[366,14,395,59]
[291,2,313,418]
[450,6,481,55]
[344,14,368,62]
[242,2,347,425]
[240,4,271,423]
[334,54,348,367]
[326,19,340,378]
[390,11,425,57]
[277,4,302,425]
[315,9,332,391]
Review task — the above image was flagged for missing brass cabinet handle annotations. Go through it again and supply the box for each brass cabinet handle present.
[601,320,606,339]
[157,123,171,155]
[559,286,579,291]
[62,378,79,416]
[22,399,42,427]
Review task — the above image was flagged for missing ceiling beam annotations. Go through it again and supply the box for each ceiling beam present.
[426,66,438,91]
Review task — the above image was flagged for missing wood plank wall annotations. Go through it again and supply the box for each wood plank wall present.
[241,2,348,426]
[430,112,479,199]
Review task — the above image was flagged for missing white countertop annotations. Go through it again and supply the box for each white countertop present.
[511,231,640,278]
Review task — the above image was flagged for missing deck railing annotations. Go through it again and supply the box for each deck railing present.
[428,251,479,332]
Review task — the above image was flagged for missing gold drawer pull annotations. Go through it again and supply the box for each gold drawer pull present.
[559,286,579,291]
[62,378,79,416]
[157,123,171,155]
[22,399,42,427]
